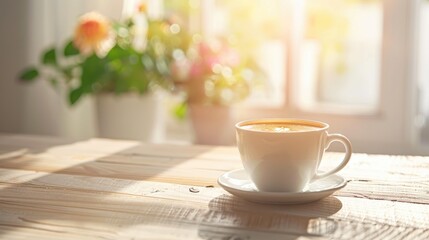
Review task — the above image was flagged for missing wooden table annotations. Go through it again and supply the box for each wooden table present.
[0,134,428,239]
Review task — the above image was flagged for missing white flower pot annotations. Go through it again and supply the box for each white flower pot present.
[96,93,165,143]
[189,104,236,145]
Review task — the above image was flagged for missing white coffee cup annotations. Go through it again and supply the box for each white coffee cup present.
[235,118,352,192]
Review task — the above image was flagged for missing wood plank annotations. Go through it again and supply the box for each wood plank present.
[326,153,429,181]
[322,153,429,204]
[1,137,429,182]
[1,144,429,203]
[2,135,428,181]
[340,179,429,205]
[0,134,73,150]
[0,138,238,186]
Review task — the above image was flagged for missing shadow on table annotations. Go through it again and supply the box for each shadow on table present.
[0,136,221,238]
[197,194,342,239]
[0,135,217,182]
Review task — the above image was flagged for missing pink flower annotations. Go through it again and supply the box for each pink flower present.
[198,40,241,70]
[73,12,114,56]
[181,39,242,82]
[220,48,240,67]
[189,61,204,79]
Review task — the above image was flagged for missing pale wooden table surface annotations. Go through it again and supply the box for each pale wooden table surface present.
[0,134,428,239]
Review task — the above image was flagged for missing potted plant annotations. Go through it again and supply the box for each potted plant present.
[171,37,263,145]
[19,8,190,142]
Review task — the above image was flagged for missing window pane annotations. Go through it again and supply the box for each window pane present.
[298,0,382,110]
[210,0,287,106]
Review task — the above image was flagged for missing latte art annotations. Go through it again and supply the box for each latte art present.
[241,123,320,132]
[273,126,291,132]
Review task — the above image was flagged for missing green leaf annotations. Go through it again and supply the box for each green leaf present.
[42,48,57,65]
[19,68,39,81]
[114,78,129,94]
[80,54,105,92]
[64,40,79,56]
[69,87,83,105]
[173,102,187,120]
[106,45,129,60]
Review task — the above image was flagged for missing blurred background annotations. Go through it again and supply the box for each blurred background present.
[0,0,428,155]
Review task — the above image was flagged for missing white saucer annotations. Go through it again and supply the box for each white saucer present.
[217,169,346,204]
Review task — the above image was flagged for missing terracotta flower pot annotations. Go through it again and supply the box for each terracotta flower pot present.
[189,104,236,145]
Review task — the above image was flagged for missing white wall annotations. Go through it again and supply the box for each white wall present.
[0,0,123,140]
[0,0,28,134]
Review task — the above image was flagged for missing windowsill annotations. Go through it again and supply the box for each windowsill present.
[294,102,380,116]
[232,102,381,119]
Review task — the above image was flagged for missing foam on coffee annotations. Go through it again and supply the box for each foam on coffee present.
[241,122,321,132]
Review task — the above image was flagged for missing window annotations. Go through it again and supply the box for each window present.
[172,0,383,113]
[164,0,427,154]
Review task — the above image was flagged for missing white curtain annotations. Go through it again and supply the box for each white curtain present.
[19,0,123,140]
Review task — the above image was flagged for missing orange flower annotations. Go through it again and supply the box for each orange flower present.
[138,2,148,13]
[73,12,114,56]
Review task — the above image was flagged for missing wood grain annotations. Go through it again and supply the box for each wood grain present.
[0,134,429,239]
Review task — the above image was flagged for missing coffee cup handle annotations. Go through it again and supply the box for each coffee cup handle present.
[313,133,352,180]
